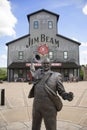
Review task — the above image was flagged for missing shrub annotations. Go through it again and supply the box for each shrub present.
[79,69,84,80]
[0,68,7,81]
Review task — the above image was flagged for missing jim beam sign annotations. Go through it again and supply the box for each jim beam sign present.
[38,44,48,55]
[28,34,59,47]
[26,63,62,67]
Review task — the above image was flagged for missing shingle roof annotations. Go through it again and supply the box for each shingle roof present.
[27,9,59,22]
[6,34,30,46]
[57,34,81,45]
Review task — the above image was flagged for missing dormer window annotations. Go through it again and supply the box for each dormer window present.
[34,21,39,29]
[48,21,53,29]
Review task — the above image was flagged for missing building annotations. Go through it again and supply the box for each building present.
[6,9,81,82]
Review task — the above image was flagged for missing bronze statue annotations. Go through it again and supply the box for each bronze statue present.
[28,57,73,130]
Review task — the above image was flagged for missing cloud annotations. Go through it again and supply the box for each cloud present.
[0,54,7,67]
[72,38,87,64]
[0,0,17,37]
[72,38,87,47]
[81,42,87,47]
[1,54,7,60]
[46,0,87,10]
[72,37,79,42]
[82,50,87,54]
[80,41,87,65]
[80,49,87,65]
[82,4,87,15]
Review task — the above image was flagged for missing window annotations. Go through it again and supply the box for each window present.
[18,51,23,60]
[48,21,53,29]
[63,51,68,59]
[34,21,38,29]
[49,51,54,60]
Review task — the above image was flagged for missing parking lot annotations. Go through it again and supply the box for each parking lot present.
[0,81,87,130]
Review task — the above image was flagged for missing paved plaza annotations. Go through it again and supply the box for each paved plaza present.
[0,81,87,130]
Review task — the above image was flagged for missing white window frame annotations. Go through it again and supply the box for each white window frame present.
[49,51,54,60]
[63,51,68,59]
[34,21,39,29]
[48,21,53,29]
[18,51,24,60]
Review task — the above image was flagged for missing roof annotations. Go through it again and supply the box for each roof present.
[6,9,81,46]
[8,62,26,69]
[8,62,80,69]
[6,34,30,46]
[57,34,81,45]
[6,33,81,46]
[27,9,59,22]
[61,62,80,68]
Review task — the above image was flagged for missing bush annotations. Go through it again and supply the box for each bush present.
[0,68,7,81]
[79,69,84,80]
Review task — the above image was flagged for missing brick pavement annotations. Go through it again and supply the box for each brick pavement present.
[0,81,87,130]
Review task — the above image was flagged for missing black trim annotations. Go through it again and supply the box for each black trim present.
[6,33,81,46]
[56,34,81,45]
[27,9,59,22]
[6,34,30,46]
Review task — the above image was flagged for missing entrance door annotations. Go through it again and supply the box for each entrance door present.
[64,69,69,81]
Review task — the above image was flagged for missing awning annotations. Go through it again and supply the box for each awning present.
[61,62,80,68]
[8,62,80,69]
[8,62,26,69]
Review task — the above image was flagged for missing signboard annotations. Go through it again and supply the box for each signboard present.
[51,63,62,66]
[26,63,62,67]
[38,44,48,55]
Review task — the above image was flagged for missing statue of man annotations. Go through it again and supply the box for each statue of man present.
[28,57,73,130]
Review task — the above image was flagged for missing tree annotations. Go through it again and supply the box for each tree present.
[79,69,84,80]
[0,68,7,81]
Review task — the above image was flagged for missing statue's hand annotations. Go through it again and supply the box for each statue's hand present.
[67,92,74,101]
[62,92,74,101]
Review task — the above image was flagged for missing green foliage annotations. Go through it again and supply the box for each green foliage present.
[0,68,7,80]
[79,69,84,80]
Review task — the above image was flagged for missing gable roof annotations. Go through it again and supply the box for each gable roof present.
[6,9,81,46]
[6,33,81,46]
[27,9,59,22]
[6,34,30,46]
[57,34,81,45]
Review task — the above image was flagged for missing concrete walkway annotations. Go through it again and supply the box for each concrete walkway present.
[0,81,87,130]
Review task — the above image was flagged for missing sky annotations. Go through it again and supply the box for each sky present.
[0,0,87,67]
